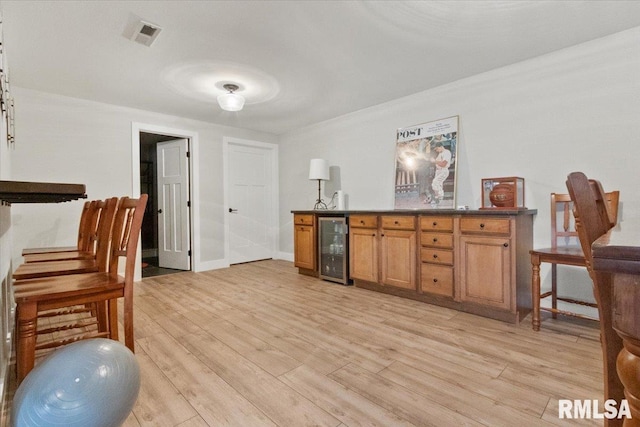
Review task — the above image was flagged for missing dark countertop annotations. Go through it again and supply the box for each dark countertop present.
[292,208,537,216]
[0,180,87,204]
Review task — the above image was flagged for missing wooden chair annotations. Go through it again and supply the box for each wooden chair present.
[566,172,624,423]
[13,200,113,347]
[530,190,619,331]
[13,195,148,383]
[21,200,95,256]
[22,200,105,262]
[12,198,118,280]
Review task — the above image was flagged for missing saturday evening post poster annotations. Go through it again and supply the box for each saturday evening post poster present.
[394,116,458,209]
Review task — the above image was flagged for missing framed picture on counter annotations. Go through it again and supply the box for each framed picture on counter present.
[394,115,459,209]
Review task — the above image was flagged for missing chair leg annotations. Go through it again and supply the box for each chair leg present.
[107,298,118,341]
[123,293,134,352]
[96,301,108,333]
[551,264,558,319]
[531,253,541,331]
[16,302,38,383]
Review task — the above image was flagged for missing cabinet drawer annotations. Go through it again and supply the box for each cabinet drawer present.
[420,216,454,232]
[421,232,453,249]
[421,248,453,265]
[350,215,378,228]
[381,216,415,230]
[294,214,315,226]
[420,264,454,297]
[460,217,510,235]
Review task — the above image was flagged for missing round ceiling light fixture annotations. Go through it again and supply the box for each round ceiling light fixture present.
[217,83,245,112]
[161,61,280,111]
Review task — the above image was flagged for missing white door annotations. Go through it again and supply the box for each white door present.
[157,139,191,270]
[228,141,276,264]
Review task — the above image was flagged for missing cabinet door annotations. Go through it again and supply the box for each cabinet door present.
[381,229,416,290]
[459,235,511,310]
[350,227,378,282]
[294,225,316,270]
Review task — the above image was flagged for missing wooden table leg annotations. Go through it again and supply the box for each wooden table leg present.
[617,336,640,426]
[596,271,625,427]
[16,301,38,383]
[531,253,541,331]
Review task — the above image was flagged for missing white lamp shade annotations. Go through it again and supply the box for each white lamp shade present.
[217,93,245,111]
[308,159,329,181]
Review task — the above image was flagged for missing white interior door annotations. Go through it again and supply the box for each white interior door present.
[228,142,275,264]
[157,139,191,270]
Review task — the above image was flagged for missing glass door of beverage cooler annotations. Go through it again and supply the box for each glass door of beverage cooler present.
[318,217,350,285]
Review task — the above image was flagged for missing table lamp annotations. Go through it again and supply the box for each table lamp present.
[309,159,329,209]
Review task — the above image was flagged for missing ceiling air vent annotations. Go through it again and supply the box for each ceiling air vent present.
[131,20,162,47]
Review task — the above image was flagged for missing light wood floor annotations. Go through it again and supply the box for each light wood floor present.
[19,260,606,426]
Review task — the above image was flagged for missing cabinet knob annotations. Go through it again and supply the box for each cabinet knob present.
[360,220,365,224]
[372,233,376,237]
[433,254,438,259]
[381,233,385,237]
[503,243,509,248]
[432,238,438,243]
[433,278,438,283]
[432,221,437,226]
[394,220,399,225]
[480,223,485,229]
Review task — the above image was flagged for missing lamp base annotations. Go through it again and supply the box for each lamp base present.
[313,179,328,210]
[313,199,328,210]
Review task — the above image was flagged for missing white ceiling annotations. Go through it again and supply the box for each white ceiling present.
[2,1,640,135]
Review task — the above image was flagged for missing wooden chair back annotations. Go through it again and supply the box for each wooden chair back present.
[550,191,620,250]
[566,175,616,274]
[93,197,119,272]
[108,195,148,280]
[78,200,101,252]
[74,201,92,251]
[566,171,624,412]
[21,200,97,257]
[81,200,109,252]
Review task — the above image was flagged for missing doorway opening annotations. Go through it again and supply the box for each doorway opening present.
[140,132,192,278]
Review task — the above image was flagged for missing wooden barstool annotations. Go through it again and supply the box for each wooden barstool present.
[21,200,95,256]
[13,198,118,280]
[13,195,147,383]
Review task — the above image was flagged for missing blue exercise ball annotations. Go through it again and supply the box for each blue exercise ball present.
[11,338,140,427]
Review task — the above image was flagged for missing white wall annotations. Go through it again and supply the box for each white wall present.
[278,27,640,310]
[9,87,278,271]
[279,27,640,252]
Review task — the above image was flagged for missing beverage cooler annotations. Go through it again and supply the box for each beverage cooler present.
[318,217,350,285]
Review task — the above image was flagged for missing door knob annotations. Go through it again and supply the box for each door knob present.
[229,208,238,213]
[157,209,162,214]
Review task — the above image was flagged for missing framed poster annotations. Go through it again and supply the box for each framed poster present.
[394,116,458,209]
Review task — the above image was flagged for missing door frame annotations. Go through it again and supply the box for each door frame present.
[131,122,200,274]
[223,137,279,264]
